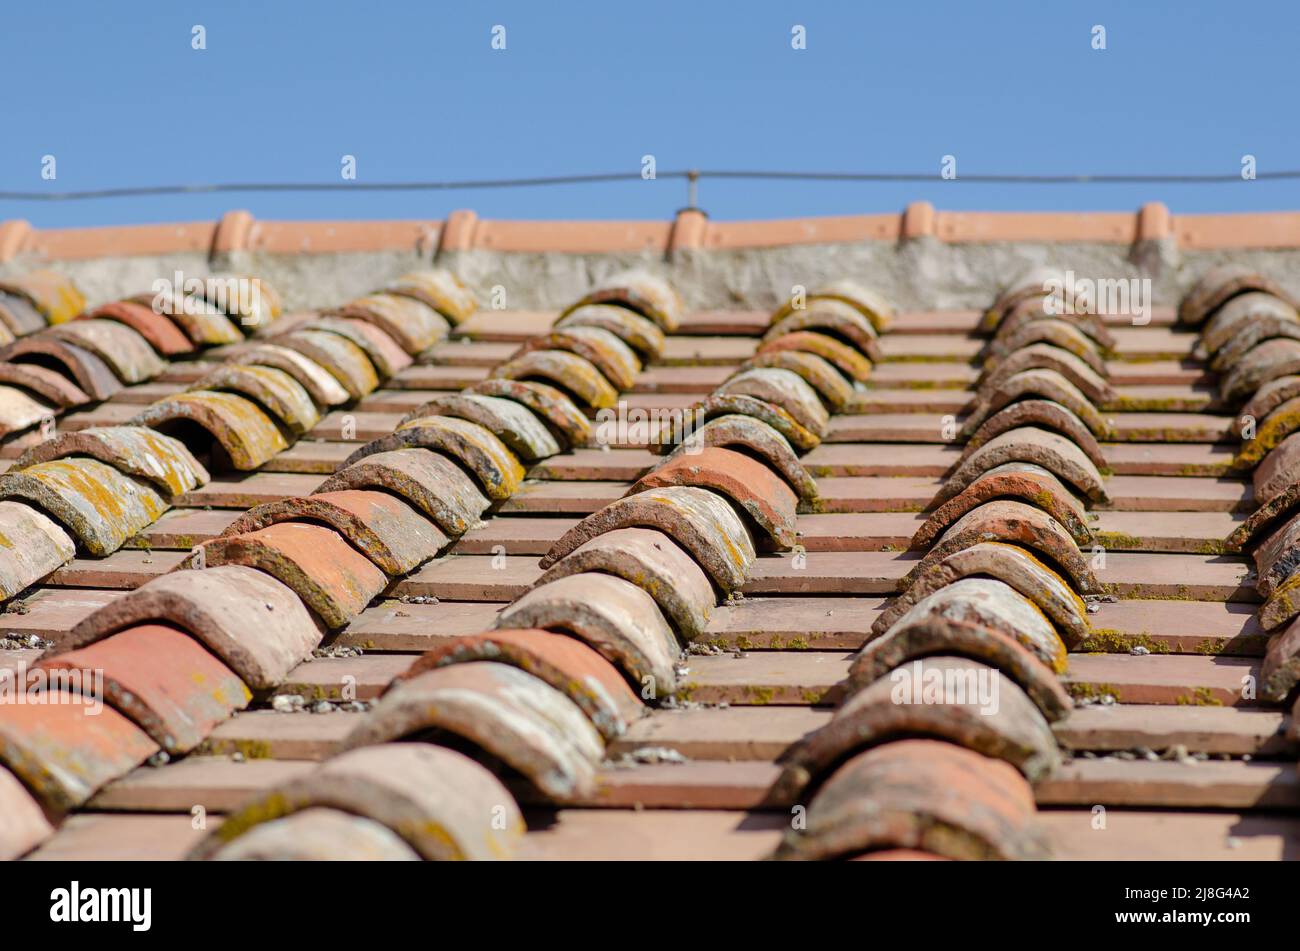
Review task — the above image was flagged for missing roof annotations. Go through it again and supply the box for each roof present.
[0,204,1298,861]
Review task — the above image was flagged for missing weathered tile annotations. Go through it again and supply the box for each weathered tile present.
[67,565,323,690]
[497,572,680,692]
[344,661,603,801]
[131,390,288,471]
[196,522,388,629]
[0,458,167,556]
[402,628,643,740]
[193,744,522,860]
[14,426,209,498]
[37,623,250,753]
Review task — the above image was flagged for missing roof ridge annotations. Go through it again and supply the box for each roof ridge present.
[11,204,1300,262]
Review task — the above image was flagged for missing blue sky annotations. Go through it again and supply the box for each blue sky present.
[2,0,1296,227]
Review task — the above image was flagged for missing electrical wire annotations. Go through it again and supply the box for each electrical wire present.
[1,167,1296,202]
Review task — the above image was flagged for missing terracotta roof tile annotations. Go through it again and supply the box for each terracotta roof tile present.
[3,217,1299,862]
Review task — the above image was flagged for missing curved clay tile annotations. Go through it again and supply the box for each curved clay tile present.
[765,300,882,363]
[771,279,894,333]
[496,571,681,692]
[67,565,323,690]
[346,415,525,501]
[0,458,167,556]
[0,768,53,860]
[342,662,604,801]
[331,292,450,354]
[1203,292,1299,366]
[1255,432,1300,506]
[532,527,715,640]
[759,330,873,383]
[0,697,158,813]
[560,270,683,333]
[1233,396,1300,469]
[904,499,1102,596]
[1254,513,1300,599]
[772,739,1049,861]
[849,613,1073,722]
[717,367,830,439]
[223,490,446,576]
[316,448,490,535]
[86,301,195,356]
[210,809,421,861]
[0,270,85,326]
[667,413,819,510]
[1240,375,1300,432]
[977,343,1114,405]
[996,295,1116,351]
[383,269,478,326]
[34,623,250,754]
[0,500,75,600]
[774,658,1060,795]
[397,392,560,462]
[0,362,89,408]
[916,462,1092,549]
[133,290,244,346]
[303,316,412,378]
[513,326,640,390]
[742,349,853,411]
[872,541,1088,649]
[225,342,350,407]
[14,425,209,498]
[1258,618,1300,702]
[956,399,1107,472]
[189,364,321,436]
[985,319,1105,374]
[870,577,1067,673]
[979,267,1065,333]
[2,336,123,401]
[0,386,55,439]
[540,485,756,592]
[491,349,619,411]
[630,445,799,549]
[938,427,1108,506]
[193,522,389,629]
[130,390,289,471]
[399,628,644,740]
[190,274,283,330]
[1221,338,1300,404]
[273,329,379,399]
[960,368,1110,440]
[1259,576,1300,631]
[468,378,593,449]
[556,304,665,360]
[1228,473,1300,552]
[695,393,820,451]
[48,319,165,384]
[190,744,524,861]
[0,295,35,340]
[1179,264,1297,326]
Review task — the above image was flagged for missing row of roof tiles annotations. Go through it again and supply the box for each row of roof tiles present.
[1174,268,1300,727]
[12,203,1300,263]
[3,268,858,857]
[192,275,894,858]
[769,269,1127,859]
[1,254,1289,860]
[0,269,494,606]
